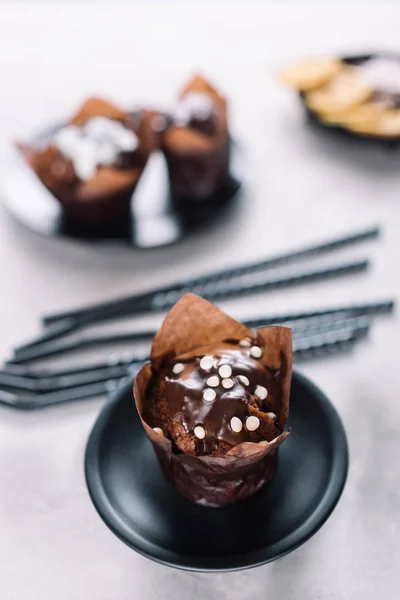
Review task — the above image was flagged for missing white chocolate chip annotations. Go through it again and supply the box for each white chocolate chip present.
[200,355,214,371]
[218,364,232,378]
[239,339,252,348]
[172,363,185,375]
[194,425,206,439]
[206,375,220,387]
[254,385,268,400]
[250,346,263,359]
[153,427,164,437]
[230,416,243,433]
[203,388,217,403]
[238,375,250,387]
[53,117,138,181]
[174,92,214,125]
[246,416,260,431]
[266,412,277,420]
[222,378,234,389]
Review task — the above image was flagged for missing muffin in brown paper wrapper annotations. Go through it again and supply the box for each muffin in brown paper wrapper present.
[133,293,292,507]
[160,74,230,202]
[17,97,157,228]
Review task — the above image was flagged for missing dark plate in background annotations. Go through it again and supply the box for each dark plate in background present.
[1,129,244,249]
[301,53,400,144]
[85,371,348,572]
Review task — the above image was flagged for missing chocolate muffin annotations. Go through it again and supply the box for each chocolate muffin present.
[134,293,292,506]
[150,341,283,457]
[18,97,156,229]
[158,74,230,201]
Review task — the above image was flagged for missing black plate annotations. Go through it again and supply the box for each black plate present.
[85,371,348,572]
[1,131,244,249]
[301,52,400,144]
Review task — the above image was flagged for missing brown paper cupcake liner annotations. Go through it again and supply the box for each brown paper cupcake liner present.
[133,293,292,507]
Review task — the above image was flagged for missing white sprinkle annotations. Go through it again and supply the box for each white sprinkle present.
[250,346,263,359]
[206,375,220,388]
[172,363,185,375]
[54,125,82,154]
[74,153,98,181]
[254,385,268,400]
[246,416,260,431]
[266,412,277,420]
[117,128,139,152]
[95,140,118,165]
[222,378,234,389]
[218,364,232,378]
[203,388,217,403]
[238,375,250,387]
[194,425,206,439]
[200,355,214,371]
[153,427,164,437]
[53,117,138,181]
[85,116,138,151]
[173,92,214,125]
[239,339,252,348]
[230,416,243,433]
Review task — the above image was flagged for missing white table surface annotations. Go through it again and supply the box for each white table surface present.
[0,2,399,599]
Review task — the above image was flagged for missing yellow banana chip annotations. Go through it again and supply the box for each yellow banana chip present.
[318,102,389,126]
[279,57,343,91]
[347,109,400,137]
[305,68,373,114]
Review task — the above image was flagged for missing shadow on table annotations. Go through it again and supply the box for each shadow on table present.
[302,116,400,179]
[130,537,318,600]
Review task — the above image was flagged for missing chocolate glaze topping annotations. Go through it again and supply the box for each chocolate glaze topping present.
[156,341,282,455]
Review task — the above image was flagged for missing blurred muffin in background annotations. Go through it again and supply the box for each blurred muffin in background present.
[156,74,230,201]
[18,97,156,229]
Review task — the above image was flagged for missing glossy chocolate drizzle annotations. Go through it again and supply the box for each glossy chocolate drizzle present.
[159,341,281,454]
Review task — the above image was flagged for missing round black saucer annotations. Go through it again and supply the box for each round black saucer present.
[301,53,400,145]
[1,131,244,249]
[85,371,348,572]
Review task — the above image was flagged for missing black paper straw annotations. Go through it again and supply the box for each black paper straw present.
[13,320,84,352]
[2,354,135,379]
[0,323,370,409]
[147,259,370,309]
[42,226,379,326]
[11,298,393,370]
[245,299,395,328]
[7,316,369,391]
[0,380,122,410]
[0,372,140,410]
[2,352,148,393]
[13,329,156,362]
[291,315,370,338]
[11,310,371,366]
[15,257,371,355]
[0,372,39,392]
[8,295,390,382]
[292,324,368,359]
[0,365,130,393]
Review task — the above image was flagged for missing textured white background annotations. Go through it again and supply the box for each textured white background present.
[0,2,399,599]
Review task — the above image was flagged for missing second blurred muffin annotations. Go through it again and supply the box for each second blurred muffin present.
[157,74,230,201]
